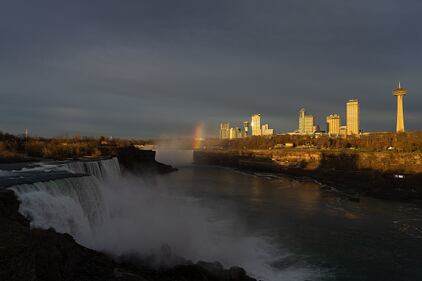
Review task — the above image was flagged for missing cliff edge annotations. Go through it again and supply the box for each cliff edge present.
[117,146,178,175]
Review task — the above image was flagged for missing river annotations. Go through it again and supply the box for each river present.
[156,150,422,281]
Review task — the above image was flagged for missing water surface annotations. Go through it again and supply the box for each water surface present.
[157,160,422,281]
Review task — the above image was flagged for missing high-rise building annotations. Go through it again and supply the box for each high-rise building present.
[251,114,262,136]
[298,108,316,134]
[298,108,306,133]
[243,121,250,137]
[229,127,242,139]
[261,124,274,136]
[393,82,407,133]
[219,122,230,139]
[346,99,360,135]
[326,114,341,136]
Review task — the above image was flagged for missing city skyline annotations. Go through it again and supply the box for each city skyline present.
[1,1,422,138]
[219,83,410,138]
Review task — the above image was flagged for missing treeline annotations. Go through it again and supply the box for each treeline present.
[0,132,150,162]
[207,132,422,152]
[0,132,26,162]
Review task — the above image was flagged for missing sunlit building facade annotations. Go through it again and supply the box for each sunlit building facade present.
[229,127,242,139]
[326,114,341,136]
[261,124,274,136]
[298,108,316,134]
[346,99,360,135]
[219,122,230,139]
[251,114,262,136]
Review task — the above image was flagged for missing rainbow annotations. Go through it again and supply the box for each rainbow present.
[192,123,204,150]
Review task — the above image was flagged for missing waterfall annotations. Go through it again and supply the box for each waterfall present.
[6,160,296,281]
[63,157,121,181]
[5,158,121,247]
[10,176,107,247]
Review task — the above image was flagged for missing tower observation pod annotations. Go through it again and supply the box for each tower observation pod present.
[393,82,407,133]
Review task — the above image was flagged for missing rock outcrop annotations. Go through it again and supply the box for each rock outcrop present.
[118,146,177,175]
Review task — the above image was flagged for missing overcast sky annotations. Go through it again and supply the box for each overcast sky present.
[0,0,421,138]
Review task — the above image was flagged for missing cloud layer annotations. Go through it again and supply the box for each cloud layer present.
[1,0,421,137]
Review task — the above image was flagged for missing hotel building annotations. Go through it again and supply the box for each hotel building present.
[326,114,341,136]
[251,114,262,136]
[346,99,360,135]
[298,108,316,134]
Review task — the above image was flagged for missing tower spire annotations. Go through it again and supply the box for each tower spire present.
[393,83,407,133]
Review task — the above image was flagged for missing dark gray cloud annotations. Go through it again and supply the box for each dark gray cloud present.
[0,0,421,137]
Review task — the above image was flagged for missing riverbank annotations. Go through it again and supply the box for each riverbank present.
[193,149,422,204]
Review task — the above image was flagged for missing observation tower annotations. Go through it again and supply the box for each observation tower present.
[393,82,407,133]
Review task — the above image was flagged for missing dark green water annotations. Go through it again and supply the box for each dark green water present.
[159,164,422,281]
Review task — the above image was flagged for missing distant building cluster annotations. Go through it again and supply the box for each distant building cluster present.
[219,114,274,139]
[295,98,360,136]
[298,108,318,134]
[219,83,408,139]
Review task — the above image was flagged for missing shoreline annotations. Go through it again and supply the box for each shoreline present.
[193,149,422,205]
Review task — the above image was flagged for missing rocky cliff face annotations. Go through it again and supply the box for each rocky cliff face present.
[239,149,422,173]
[194,149,422,203]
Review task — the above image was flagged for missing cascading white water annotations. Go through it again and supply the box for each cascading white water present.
[10,176,108,246]
[8,157,120,247]
[63,157,121,181]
